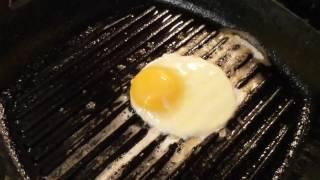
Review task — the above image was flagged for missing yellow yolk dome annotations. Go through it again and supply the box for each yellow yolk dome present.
[130,66,184,112]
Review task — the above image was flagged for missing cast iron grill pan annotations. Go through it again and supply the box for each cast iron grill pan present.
[0,5,311,180]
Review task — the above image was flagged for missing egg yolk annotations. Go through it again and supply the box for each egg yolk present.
[130,66,184,112]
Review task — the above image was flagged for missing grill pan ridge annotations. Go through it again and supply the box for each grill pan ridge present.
[0,4,311,180]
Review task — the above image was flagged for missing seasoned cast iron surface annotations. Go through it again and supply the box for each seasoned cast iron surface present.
[0,4,311,180]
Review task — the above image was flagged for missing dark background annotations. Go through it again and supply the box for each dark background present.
[278,0,320,30]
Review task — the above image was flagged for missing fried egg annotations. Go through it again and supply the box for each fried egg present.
[130,53,237,139]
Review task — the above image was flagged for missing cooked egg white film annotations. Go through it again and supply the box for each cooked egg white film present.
[130,53,237,139]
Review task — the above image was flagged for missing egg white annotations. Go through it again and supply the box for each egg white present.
[130,53,237,139]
